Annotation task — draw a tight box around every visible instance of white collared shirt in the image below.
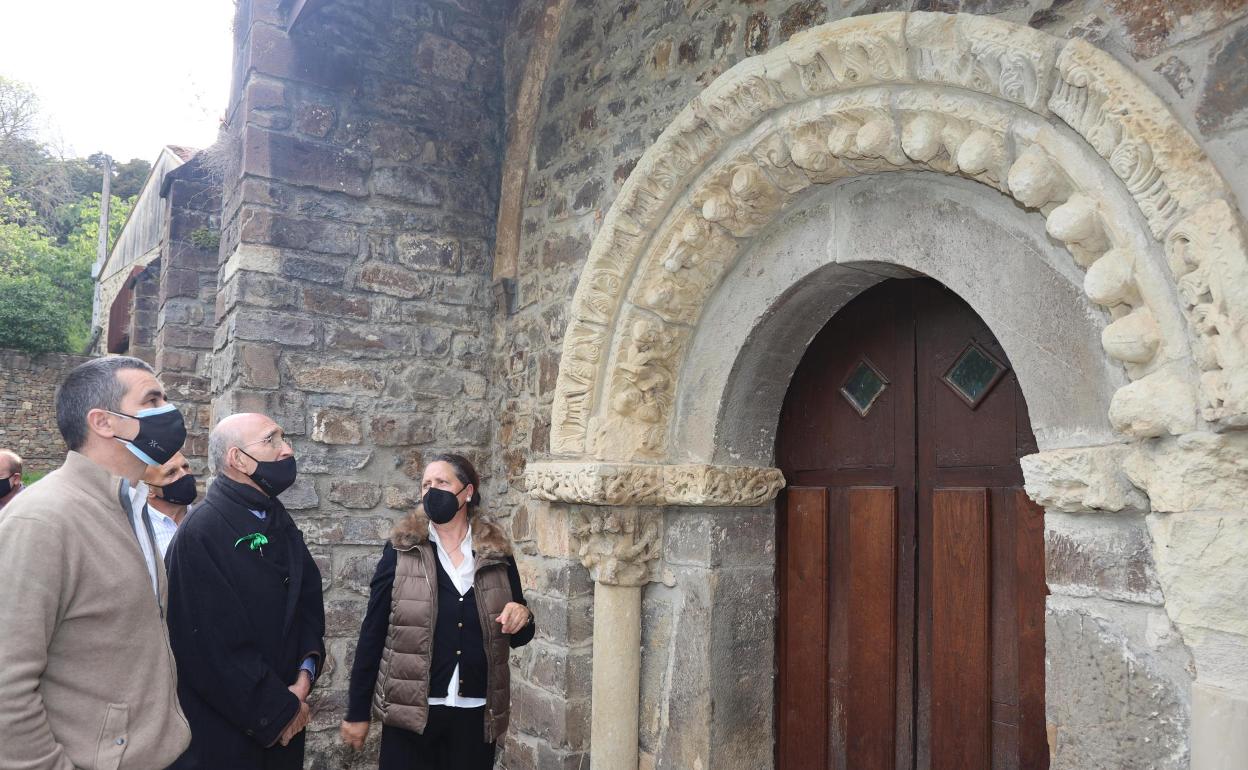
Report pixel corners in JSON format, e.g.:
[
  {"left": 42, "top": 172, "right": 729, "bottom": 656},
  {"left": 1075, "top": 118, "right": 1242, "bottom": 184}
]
[
  {"left": 124, "top": 480, "right": 160, "bottom": 596},
  {"left": 148, "top": 505, "right": 180, "bottom": 559},
  {"left": 427, "top": 524, "right": 487, "bottom": 709}
]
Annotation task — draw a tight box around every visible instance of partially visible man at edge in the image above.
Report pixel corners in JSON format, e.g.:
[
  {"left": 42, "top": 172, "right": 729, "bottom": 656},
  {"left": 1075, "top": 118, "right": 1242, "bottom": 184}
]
[
  {"left": 165, "top": 412, "right": 325, "bottom": 770},
  {"left": 0, "top": 356, "right": 192, "bottom": 770},
  {"left": 0, "top": 449, "right": 23, "bottom": 510},
  {"left": 143, "top": 450, "right": 197, "bottom": 557}
]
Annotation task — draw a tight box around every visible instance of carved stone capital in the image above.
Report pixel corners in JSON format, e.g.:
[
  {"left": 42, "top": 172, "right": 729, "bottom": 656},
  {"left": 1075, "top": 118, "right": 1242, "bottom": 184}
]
[
  {"left": 525, "top": 461, "right": 786, "bottom": 507},
  {"left": 571, "top": 506, "right": 662, "bottom": 586}
]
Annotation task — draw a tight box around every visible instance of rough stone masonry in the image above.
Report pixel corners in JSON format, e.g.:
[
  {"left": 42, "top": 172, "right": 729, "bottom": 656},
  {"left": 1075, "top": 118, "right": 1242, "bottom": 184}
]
[{"left": 98, "top": 0, "right": 1248, "bottom": 768}]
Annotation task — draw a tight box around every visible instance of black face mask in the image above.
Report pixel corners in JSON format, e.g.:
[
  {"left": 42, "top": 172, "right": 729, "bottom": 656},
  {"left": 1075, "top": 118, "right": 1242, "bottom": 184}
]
[
  {"left": 0, "top": 476, "right": 12, "bottom": 498},
  {"left": 422, "top": 487, "right": 464, "bottom": 525},
  {"left": 239, "top": 450, "right": 298, "bottom": 498},
  {"left": 109, "top": 404, "right": 187, "bottom": 466},
  {"left": 153, "top": 474, "right": 198, "bottom": 506}
]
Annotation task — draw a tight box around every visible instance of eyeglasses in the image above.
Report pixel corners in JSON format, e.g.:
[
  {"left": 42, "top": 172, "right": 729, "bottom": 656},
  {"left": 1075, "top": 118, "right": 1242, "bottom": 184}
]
[{"left": 241, "top": 431, "right": 288, "bottom": 451}]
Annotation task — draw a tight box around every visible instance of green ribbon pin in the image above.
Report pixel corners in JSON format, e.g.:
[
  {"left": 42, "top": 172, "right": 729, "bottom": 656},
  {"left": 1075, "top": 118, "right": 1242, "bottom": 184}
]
[{"left": 234, "top": 533, "right": 269, "bottom": 551}]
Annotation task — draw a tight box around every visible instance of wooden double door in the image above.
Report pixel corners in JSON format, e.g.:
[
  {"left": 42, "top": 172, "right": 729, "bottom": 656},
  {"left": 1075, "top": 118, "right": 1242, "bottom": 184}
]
[{"left": 776, "top": 279, "right": 1048, "bottom": 770}]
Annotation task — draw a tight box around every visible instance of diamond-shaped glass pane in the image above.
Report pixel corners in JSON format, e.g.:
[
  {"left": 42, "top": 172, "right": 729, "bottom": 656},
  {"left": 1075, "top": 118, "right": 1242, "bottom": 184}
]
[
  {"left": 944, "top": 343, "right": 1007, "bottom": 408},
  {"left": 840, "top": 359, "right": 888, "bottom": 417}
]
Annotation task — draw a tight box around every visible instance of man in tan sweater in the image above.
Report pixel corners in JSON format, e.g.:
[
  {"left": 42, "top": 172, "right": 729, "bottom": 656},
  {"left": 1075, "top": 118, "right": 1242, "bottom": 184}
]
[{"left": 0, "top": 356, "right": 192, "bottom": 770}]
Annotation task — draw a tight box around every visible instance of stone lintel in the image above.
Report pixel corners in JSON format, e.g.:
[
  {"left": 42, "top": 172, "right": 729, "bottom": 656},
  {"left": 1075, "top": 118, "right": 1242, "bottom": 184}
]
[{"left": 525, "top": 461, "right": 785, "bottom": 507}]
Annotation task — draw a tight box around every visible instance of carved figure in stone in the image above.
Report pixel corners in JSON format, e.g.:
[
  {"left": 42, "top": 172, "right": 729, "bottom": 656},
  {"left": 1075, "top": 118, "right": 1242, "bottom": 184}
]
[{"left": 570, "top": 507, "right": 661, "bottom": 586}]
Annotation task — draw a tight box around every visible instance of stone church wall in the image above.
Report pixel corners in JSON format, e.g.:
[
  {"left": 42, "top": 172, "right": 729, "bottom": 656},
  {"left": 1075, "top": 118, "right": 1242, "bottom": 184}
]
[
  {"left": 217, "top": 1, "right": 506, "bottom": 764},
  {"left": 492, "top": 1, "right": 1248, "bottom": 768},
  {"left": 0, "top": 349, "right": 94, "bottom": 475},
  {"left": 203, "top": 0, "right": 1247, "bottom": 766}
]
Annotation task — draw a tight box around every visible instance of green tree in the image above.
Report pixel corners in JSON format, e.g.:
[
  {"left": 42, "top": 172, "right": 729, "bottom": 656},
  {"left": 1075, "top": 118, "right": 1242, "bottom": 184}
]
[
  {"left": 0, "top": 273, "right": 73, "bottom": 353},
  {"left": 111, "top": 158, "right": 152, "bottom": 200},
  {"left": 0, "top": 168, "right": 131, "bottom": 353}
]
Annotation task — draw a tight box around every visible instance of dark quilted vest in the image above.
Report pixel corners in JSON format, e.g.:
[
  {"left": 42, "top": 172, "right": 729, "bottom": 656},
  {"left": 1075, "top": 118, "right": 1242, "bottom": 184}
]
[{"left": 373, "top": 541, "right": 514, "bottom": 742}]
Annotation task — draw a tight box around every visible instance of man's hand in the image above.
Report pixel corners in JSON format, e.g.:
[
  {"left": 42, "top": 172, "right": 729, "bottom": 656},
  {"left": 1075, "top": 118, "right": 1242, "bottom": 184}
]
[
  {"left": 278, "top": 701, "right": 310, "bottom": 747},
  {"left": 340, "top": 720, "right": 369, "bottom": 751},
  {"left": 495, "top": 601, "right": 531, "bottom": 634},
  {"left": 288, "top": 670, "right": 312, "bottom": 702}
]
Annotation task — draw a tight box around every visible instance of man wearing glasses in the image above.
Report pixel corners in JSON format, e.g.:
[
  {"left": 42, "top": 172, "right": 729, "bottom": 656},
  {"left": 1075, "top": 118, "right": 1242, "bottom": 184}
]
[{"left": 165, "top": 412, "right": 325, "bottom": 770}]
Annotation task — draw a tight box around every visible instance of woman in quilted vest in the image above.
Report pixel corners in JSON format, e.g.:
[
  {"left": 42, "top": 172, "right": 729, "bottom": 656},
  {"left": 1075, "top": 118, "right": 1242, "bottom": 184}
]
[{"left": 340, "top": 453, "right": 535, "bottom": 768}]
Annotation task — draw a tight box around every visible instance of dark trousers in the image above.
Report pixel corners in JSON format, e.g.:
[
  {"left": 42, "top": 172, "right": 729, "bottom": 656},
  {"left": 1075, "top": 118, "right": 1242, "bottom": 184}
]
[{"left": 379, "top": 707, "right": 497, "bottom": 770}]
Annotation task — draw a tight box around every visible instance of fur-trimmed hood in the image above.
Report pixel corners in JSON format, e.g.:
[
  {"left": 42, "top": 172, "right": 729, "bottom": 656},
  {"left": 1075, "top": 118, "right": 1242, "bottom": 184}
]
[{"left": 391, "top": 513, "right": 513, "bottom": 559}]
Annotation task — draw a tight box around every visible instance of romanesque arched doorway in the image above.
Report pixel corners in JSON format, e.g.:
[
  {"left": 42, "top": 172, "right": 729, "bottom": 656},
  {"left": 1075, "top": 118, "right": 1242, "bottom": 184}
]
[{"left": 777, "top": 278, "right": 1046, "bottom": 770}]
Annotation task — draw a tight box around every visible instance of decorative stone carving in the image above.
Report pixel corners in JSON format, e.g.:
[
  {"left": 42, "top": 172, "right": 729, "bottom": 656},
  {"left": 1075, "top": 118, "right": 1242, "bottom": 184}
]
[
  {"left": 1102, "top": 307, "right": 1161, "bottom": 366},
  {"left": 1047, "top": 193, "right": 1110, "bottom": 267},
  {"left": 1109, "top": 369, "right": 1198, "bottom": 438},
  {"left": 596, "top": 313, "right": 688, "bottom": 459},
  {"left": 1165, "top": 200, "right": 1248, "bottom": 426},
  {"left": 1049, "top": 39, "right": 1222, "bottom": 240},
  {"left": 1021, "top": 445, "right": 1148, "bottom": 513},
  {"left": 1007, "top": 143, "right": 1068, "bottom": 209},
  {"left": 906, "top": 12, "right": 1061, "bottom": 115},
  {"left": 548, "top": 12, "right": 1248, "bottom": 461},
  {"left": 570, "top": 506, "right": 662, "bottom": 587},
  {"left": 786, "top": 12, "right": 907, "bottom": 95},
  {"left": 1084, "top": 248, "right": 1141, "bottom": 308},
  {"left": 525, "top": 462, "right": 787, "bottom": 507}
]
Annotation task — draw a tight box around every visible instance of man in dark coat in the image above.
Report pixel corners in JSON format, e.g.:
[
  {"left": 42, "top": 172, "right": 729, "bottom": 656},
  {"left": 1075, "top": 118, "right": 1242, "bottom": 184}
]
[{"left": 166, "top": 412, "right": 325, "bottom": 770}]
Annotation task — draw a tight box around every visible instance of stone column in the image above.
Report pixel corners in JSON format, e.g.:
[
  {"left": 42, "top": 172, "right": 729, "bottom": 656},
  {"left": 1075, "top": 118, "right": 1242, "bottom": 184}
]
[
  {"left": 571, "top": 505, "right": 662, "bottom": 770},
  {"left": 528, "top": 463, "right": 784, "bottom": 770}
]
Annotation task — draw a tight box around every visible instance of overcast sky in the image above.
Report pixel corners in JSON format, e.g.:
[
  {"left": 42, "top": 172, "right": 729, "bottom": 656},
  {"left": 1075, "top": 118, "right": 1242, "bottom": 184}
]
[{"left": 0, "top": 1, "right": 236, "bottom": 164}]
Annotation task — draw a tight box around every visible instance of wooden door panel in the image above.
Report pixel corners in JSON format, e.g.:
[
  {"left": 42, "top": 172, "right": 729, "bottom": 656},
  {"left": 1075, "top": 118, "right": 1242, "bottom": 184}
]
[
  {"left": 778, "top": 279, "right": 1046, "bottom": 770},
  {"left": 1013, "top": 489, "right": 1049, "bottom": 770},
  {"left": 778, "top": 487, "right": 829, "bottom": 770},
  {"left": 775, "top": 284, "right": 911, "bottom": 474},
  {"left": 931, "top": 488, "right": 991, "bottom": 770},
  {"left": 843, "top": 487, "right": 898, "bottom": 770}
]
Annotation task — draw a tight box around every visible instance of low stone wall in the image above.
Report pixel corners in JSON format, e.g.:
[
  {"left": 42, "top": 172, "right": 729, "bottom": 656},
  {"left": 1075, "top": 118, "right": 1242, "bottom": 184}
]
[{"left": 0, "top": 349, "right": 95, "bottom": 475}]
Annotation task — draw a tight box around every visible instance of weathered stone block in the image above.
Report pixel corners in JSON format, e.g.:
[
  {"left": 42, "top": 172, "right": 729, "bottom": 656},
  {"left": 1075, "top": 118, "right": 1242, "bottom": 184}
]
[
  {"left": 278, "top": 476, "right": 320, "bottom": 510},
  {"left": 1197, "top": 24, "right": 1248, "bottom": 134},
  {"left": 396, "top": 234, "right": 461, "bottom": 272},
  {"left": 328, "top": 480, "right": 383, "bottom": 509},
  {"left": 240, "top": 208, "right": 359, "bottom": 257},
  {"left": 312, "top": 409, "right": 363, "bottom": 445},
  {"left": 1046, "top": 597, "right": 1190, "bottom": 769},
  {"left": 287, "top": 357, "right": 385, "bottom": 395},
  {"left": 1045, "top": 513, "right": 1163, "bottom": 604},
  {"left": 1148, "top": 512, "right": 1248, "bottom": 638},
  {"left": 1021, "top": 445, "right": 1148, "bottom": 513},
  {"left": 302, "top": 286, "right": 370, "bottom": 319},
  {"left": 243, "top": 126, "right": 370, "bottom": 197},
  {"left": 324, "top": 321, "right": 410, "bottom": 358},
  {"left": 355, "top": 262, "right": 435, "bottom": 299},
  {"left": 370, "top": 413, "right": 436, "bottom": 446},
  {"left": 509, "top": 681, "right": 590, "bottom": 750},
  {"left": 336, "top": 552, "right": 382, "bottom": 596},
  {"left": 325, "top": 598, "right": 368, "bottom": 637},
  {"left": 1125, "top": 433, "right": 1248, "bottom": 512},
  {"left": 415, "top": 32, "right": 473, "bottom": 83},
  {"left": 297, "top": 446, "right": 374, "bottom": 475},
  {"left": 371, "top": 167, "right": 444, "bottom": 206}
]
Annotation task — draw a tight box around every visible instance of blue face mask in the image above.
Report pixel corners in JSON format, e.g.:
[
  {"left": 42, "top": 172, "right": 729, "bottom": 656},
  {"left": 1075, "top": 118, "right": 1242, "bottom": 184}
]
[{"left": 110, "top": 403, "right": 187, "bottom": 466}]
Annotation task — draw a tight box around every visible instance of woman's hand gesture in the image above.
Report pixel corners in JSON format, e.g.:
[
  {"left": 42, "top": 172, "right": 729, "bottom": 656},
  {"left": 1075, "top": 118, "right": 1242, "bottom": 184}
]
[
  {"left": 340, "top": 720, "right": 369, "bottom": 751},
  {"left": 496, "top": 601, "right": 531, "bottom": 634}
]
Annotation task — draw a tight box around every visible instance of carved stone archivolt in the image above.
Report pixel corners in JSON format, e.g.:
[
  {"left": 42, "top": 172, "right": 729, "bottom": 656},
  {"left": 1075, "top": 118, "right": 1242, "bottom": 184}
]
[{"left": 543, "top": 11, "right": 1248, "bottom": 471}]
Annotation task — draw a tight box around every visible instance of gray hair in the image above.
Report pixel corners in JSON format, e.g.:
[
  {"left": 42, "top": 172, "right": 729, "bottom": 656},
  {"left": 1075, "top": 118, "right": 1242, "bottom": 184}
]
[
  {"left": 55, "top": 356, "right": 154, "bottom": 450},
  {"left": 0, "top": 450, "right": 21, "bottom": 477},
  {"left": 207, "top": 418, "right": 246, "bottom": 476}
]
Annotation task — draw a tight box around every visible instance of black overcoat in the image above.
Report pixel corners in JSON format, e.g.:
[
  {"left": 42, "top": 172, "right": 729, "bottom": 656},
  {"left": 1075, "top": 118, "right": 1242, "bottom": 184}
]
[{"left": 165, "top": 476, "right": 325, "bottom": 770}]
